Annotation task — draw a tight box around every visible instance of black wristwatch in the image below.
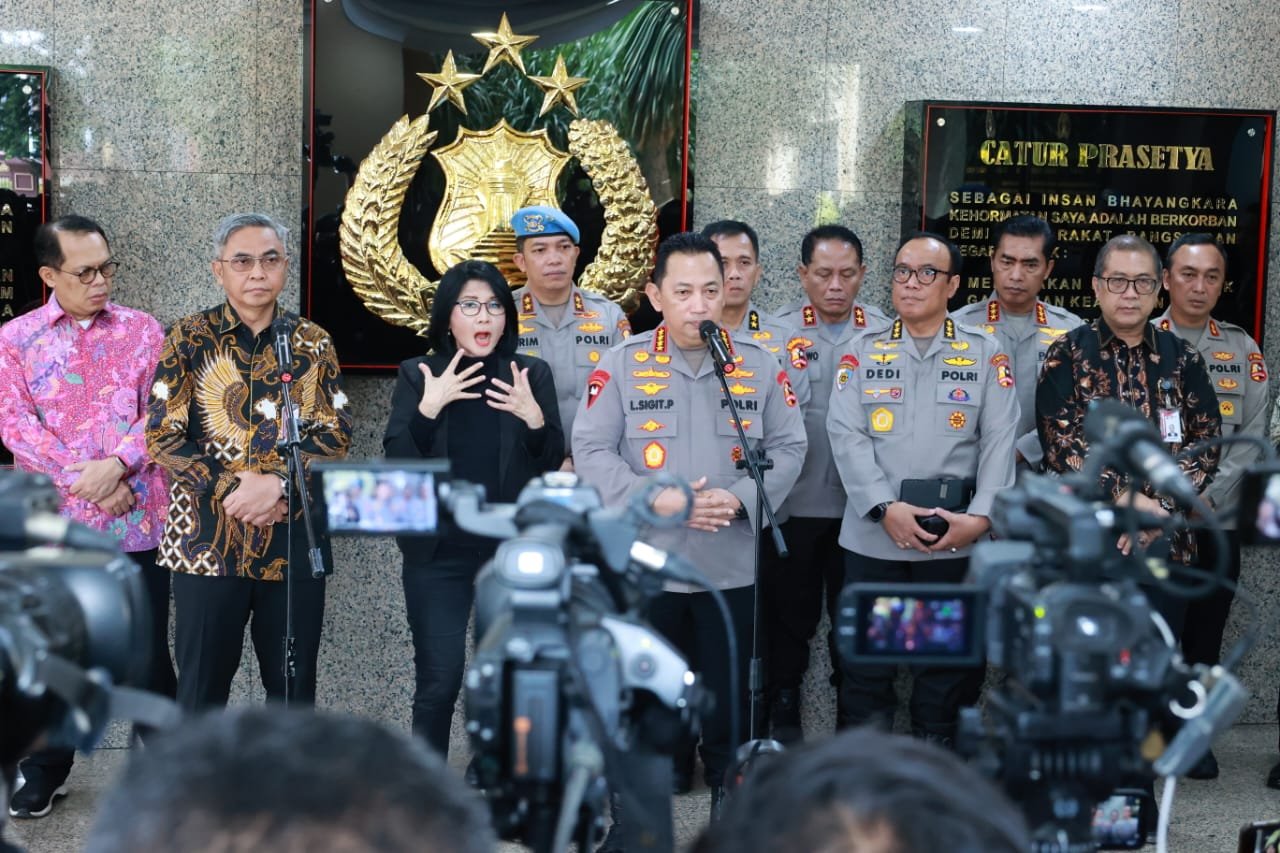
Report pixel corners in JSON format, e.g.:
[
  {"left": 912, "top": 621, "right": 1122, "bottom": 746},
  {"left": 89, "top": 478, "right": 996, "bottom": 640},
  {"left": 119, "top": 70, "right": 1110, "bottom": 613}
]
[
  {"left": 868, "top": 501, "right": 892, "bottom": 523},
  {"left": 734, "top": 503, "right": 749, "bottom": 520}
]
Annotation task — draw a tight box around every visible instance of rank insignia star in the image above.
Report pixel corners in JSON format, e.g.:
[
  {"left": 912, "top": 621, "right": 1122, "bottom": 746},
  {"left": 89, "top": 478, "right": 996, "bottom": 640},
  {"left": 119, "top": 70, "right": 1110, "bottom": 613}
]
[
  {"left": 417, "top": 50, "right": 482, "bottom": 114},
  {"left": 529, "top": 54, "right": 589, "bottom": 117},
  {"left": 635, "top": 382, "right": 668, "bottom": 396},
  {"left": 472, "top": 12, "right": 538, "bottom": 75}
]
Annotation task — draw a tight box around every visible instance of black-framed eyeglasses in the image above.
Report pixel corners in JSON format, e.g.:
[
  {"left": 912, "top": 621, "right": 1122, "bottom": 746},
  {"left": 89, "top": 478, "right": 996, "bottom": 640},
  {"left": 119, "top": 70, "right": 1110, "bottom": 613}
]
[
  {"left": 891, "top": 265, "right": 951, "bottom": 285},
  {"left": 455, "top": 299, "right": 505, "bottom": 317},
  {"left": 1099, "top": 275, "right": 1159, "bottom": 295},
  {"left": 55, "top": 261, "right": 119, "bottom": 284},
  {"left": 217, "top": 254, "right": 286, "bottom": 273}
]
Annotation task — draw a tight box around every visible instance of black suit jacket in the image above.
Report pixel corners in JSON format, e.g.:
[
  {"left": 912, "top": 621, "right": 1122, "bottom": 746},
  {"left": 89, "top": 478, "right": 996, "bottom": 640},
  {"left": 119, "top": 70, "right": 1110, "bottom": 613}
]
[{"left": 382, "top": 350, "right": 565, "bottom": 563}]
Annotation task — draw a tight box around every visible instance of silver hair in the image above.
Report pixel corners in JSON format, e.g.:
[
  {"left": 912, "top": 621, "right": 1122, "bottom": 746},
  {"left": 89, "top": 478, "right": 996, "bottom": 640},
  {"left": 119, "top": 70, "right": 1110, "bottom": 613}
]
[{"left": 213, "top": 212, "right": 290, "bottom": 258}]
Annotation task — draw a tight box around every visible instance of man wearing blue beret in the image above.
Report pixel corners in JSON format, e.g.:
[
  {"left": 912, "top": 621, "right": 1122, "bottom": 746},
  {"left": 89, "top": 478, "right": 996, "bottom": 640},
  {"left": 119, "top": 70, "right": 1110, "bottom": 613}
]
[{"left": 511, "top": 205, "right": 630, "bottom": 468}]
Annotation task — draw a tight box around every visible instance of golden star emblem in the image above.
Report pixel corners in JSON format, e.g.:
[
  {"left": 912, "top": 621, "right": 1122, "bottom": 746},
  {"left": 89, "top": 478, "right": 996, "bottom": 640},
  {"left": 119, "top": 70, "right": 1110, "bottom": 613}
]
[
  {"left": 528, "top": 54, "right": 589, "bottom": 117},
  {"left": 472, "top": 13, "right": 538, "bottom": 75},
  {"left": 417, "top": 50, "right": 482, "bottom": 114}
]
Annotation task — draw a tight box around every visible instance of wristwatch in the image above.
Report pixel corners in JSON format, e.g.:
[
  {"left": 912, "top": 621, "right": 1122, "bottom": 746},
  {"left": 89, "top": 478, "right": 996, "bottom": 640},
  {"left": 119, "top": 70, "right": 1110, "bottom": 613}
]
[
  {"left": 868, "top": 501, "right": 892, "bottom": 523},
  {"left": 734, "top": 503, "right": 748, "bottom": 520}
]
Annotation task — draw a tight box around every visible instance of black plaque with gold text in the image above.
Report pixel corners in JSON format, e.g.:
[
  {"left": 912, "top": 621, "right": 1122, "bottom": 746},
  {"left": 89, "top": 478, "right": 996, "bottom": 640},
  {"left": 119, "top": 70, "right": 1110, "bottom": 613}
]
[{"left": 902, "top": 101, "right": 1274, "bottom": 342}]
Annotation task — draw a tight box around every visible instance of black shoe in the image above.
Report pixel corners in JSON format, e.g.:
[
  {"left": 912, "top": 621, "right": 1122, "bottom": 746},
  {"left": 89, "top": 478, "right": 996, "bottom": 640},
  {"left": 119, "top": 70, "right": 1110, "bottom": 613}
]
[
  {"left": 1267, "top": 760, "right": 1280, "bottom": 790},
  {"left": 709, "top": 785, "right": 726, "bottom": 823},
  {"left": 1186, "top": 749, "right": 1219, "bottom": 780},
  {"left": 769, "top": 687, "right": 803, "bottom": 745},
  {"left": 8, "top": 768, "right": 69, "bottom": 819}
]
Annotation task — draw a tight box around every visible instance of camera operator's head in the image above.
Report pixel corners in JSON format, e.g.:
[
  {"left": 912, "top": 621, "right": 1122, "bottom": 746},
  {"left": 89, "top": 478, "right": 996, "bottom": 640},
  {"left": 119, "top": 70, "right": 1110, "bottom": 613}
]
[
  {"left": 694, "top": 728, "right": 1029, "bottom": 853},
  {"left": 86, "top": 707, "right": 494, "bottom": 853}
]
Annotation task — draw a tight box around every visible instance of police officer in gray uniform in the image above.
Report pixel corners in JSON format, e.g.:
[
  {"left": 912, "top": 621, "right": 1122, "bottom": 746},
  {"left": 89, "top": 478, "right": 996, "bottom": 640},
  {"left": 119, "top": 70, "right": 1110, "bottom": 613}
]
[
  {"left": 511, "top": 205, "right": 630, "bottom": 464},
  {"left": 770, "top": 225, "right": 889, "bottom": 734},
  {"left": 951, "top": 215, "right": 1083, "bottom": 469},
  {"left": 1154, "top": 233, "right": 1269, "bottom": 779},
  {"left": 829, "top": 232, "right": 1017, "bottom": 745},
  {"left": 573, "top": 232, "right": 807, "bottom": 819}
]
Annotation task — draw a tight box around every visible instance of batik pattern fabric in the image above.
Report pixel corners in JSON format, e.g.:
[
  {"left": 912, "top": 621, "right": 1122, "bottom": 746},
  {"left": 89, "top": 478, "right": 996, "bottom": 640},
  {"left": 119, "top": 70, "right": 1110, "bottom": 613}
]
[
  {"left": 0, "top": 296, "right": 168, "bottom": 551},
  {"left": 1037, "top": 318, "right": 1221, "bottom": 563},
  {"left": 146, "top": 303, "right": 352, "bottom": 579}
]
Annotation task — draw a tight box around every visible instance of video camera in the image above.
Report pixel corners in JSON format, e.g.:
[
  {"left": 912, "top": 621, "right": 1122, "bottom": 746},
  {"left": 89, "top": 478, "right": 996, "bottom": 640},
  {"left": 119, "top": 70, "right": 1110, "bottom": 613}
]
[
  {"left": 835, "top": 400, "right": 1269, "bottom": 852},
  {"left": 317, "top": 462, "right": 708, "bottom": 853},
  {"left": 0, "top": 471, "right": 175, "bottom": 772}
]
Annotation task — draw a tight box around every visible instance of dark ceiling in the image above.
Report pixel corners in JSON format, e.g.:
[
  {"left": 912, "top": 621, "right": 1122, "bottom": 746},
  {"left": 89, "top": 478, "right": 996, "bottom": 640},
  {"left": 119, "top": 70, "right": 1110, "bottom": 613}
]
[{"left": 339, "top": 0, "right": 648, "bottom": 52}]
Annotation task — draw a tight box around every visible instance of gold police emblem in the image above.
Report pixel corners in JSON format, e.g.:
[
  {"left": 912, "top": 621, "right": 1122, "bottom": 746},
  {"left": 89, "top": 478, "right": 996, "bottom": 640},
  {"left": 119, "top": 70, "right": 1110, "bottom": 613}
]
[{"left": 339, "top": 14, "right": 658, "bottom": 336}]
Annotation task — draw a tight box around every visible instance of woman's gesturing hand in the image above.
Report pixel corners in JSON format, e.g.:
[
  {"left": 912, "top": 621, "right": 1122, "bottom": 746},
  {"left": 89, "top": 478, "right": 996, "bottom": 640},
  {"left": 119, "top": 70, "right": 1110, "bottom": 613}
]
[
  {"left": 486, "top": 361, "right": 545, "bottom": 429},
  {"left": 417, "top": 351, "right": 486, "bottom": 419}
]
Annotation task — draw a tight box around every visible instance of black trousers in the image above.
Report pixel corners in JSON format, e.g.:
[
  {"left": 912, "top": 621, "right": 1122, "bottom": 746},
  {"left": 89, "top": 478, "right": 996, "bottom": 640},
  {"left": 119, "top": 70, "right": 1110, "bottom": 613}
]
[
  {"left": 647, "top": 585, "right": 753, "bottom": 787},
  {"left": 837, "top": 552, "right": 983, "bottom": 739},
  {"left": 1182, "top": 527, "right": 1241, "bottom": 666},
  {"left": 172, "top": 571, "right": 325, "bottom": 711},
  {"left": 19, "top": 548, "right": 176, "bottom": 781},
  {"left": 401, "top": 542, "right": 490, "bottom": 757},
  {"left": 762, "top": 516, "right": 844, "bottom": 690}
]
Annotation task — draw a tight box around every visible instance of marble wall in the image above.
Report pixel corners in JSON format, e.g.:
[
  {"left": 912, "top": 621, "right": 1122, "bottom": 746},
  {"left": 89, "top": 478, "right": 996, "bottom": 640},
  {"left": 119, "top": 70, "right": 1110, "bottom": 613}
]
[{"left": 0, "top": 0, "right": 1274, "bottom": 736}]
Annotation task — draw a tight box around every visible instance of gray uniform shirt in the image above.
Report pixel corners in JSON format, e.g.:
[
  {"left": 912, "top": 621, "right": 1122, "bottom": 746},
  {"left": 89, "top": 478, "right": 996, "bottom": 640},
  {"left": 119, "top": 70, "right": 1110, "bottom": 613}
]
[
  {"left": 572, "top": 326, "right": 807, "bottom": 590},
  {"left": 774, "top": 300, "right": 891, "bottom": 518},
  {"left": 828, "top": 316, "right": 1018, "bottom": 561},
  {"left": 1155, "top": 311, "right": 1269, "bottom": 525},
  {"left": 725, "top": 303, "right": 813, "bottom": 412},
  {"left": 513, "top": 285, "right": 630, "bottom": 453},
  {"left": 951, "top": 298, "right": 1084, "bottom": 467}
]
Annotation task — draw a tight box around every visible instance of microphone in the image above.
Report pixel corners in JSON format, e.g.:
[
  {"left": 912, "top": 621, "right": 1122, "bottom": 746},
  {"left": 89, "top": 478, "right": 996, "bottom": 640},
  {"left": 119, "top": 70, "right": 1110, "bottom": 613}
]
[
  {"left": 272, "top": 316, "right": 295, "bottom": 382},
  {"left": 698, "top": 320, "right": 734, "bottom": 374},
  {"left": 1083, "top": 399, "right": 1201, "bottom": 507},
  {"left": 0, "top": 512, "right": 121, "bottom": 552}
]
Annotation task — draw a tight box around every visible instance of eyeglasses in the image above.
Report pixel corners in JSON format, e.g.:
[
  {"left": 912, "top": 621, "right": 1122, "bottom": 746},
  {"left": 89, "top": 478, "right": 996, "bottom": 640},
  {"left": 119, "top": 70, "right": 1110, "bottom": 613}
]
[
  {"left": 217, "top": 254, "right": 286, "bottom": 273},
  {"left": 1099, "top": 275, "right": 1159, "bottom": 295},
  {"left": 891, "top": 265, "right": 951, "bottom": 285},
  {"left": 455, "top": 299, "right": 505, "bottom": 317},
  {"left": 54, "top": 261, "right": 119, "bottom": 284}
]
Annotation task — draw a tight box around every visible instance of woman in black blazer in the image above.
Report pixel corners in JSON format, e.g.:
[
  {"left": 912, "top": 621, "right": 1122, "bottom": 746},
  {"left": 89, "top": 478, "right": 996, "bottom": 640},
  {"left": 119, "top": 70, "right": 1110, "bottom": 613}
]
[{"left": 383, "top": 259, "right": 564, "bottom": 755}]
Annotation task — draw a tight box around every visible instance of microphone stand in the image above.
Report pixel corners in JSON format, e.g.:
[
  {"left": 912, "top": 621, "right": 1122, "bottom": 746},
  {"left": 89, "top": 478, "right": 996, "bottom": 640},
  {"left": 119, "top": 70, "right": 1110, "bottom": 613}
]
[
  {"left": 706, "top": 331, "right": 788, "bottom": 742},
  {"left": 276, "top": 350, "right": 326, "bottom": 707}
]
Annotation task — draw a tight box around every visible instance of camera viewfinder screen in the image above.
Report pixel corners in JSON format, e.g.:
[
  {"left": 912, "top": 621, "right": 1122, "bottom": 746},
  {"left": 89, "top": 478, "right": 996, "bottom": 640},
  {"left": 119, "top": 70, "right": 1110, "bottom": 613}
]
[
  {"left": 863, "top": 595, "right": 972, "bottom": 658},
  {"left": 1252, "top": 473, "right": 1280, "bottom": 542},
  {"left": 1092, "top": 794, "right": 1142, "bottom": 847},
  {"left": 321, "top": 467, "right": 439, "bottom": 535}
]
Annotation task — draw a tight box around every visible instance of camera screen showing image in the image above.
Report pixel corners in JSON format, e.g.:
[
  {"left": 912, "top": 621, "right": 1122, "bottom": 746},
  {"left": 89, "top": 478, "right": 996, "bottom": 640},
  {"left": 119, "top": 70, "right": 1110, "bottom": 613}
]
[
  {"left": 836, "top": 584, "right": 984, "bottom": 666},
  {"left": 1092, "top": 791, "right": 1150, "bottom": 849},
  {"left": 314, "top": 461, "right": 448, "bottom": 537},
  {"left": 1237, "top": 464, "right": 1280, "bottom": 546}
]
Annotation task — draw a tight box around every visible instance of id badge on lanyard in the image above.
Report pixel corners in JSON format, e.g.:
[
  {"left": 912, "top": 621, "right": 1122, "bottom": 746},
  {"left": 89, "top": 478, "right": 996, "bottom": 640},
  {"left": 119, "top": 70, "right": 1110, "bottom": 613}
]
[{"left": 1157, "top": 379, "right": 1182, "bottom": 444}]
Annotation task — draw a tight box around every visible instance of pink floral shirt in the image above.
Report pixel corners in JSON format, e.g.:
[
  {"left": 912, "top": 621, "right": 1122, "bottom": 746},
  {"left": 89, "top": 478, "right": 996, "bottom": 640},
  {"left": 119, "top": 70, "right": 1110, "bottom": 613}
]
[{"left": 0, "top": 295, "right": 168, "bottom": 551}]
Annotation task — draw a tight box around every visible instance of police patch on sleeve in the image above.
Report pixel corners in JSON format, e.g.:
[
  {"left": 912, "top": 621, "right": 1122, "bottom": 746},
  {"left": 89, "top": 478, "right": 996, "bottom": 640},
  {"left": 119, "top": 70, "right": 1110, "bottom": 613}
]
[
  {"left": 777, "top": 370, "right": 798, "bottom": 407},
  {"left": 586, "top": 369, "right": 610, "bottom": 409}
]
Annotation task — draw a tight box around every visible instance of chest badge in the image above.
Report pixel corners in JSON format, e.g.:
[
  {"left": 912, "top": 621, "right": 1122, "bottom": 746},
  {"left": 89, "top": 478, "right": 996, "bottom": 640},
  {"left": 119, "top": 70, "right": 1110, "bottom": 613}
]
[
  {"left": 870, "top": 407, "right": 894, "bottom": 433},
  {"left": 643, "top": 441, "right": 666, "bottom": 469}
]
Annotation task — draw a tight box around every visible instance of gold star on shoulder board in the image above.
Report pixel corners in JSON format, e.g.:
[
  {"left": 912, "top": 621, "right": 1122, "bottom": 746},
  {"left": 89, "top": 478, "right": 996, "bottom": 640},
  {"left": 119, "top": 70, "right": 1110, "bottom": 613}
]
[
  {"left": 528, "top": 54, "right": 589, "bottom": 117},
  {"left": 417, "top": 51, "right": 482, "bottom": 114},
  {"left": 472, "top": 13, "right": 538, "bottom": 75}
]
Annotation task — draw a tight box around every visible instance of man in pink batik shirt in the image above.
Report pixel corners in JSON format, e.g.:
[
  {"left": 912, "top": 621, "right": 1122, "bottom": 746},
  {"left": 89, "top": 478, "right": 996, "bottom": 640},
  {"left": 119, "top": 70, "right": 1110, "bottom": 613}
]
[{"left": 0, "top": 215, "right": 175, "bottom": 820}]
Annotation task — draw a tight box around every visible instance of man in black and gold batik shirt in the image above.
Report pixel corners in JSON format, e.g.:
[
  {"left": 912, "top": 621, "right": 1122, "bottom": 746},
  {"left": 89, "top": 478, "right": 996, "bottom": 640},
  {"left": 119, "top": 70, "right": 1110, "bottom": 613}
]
[
  {"left": 146, "top": 213, "right": 352, "bottom": 711},
  {"left": 1037, "top": 234, "right": 1220, "bottom": 635}
]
